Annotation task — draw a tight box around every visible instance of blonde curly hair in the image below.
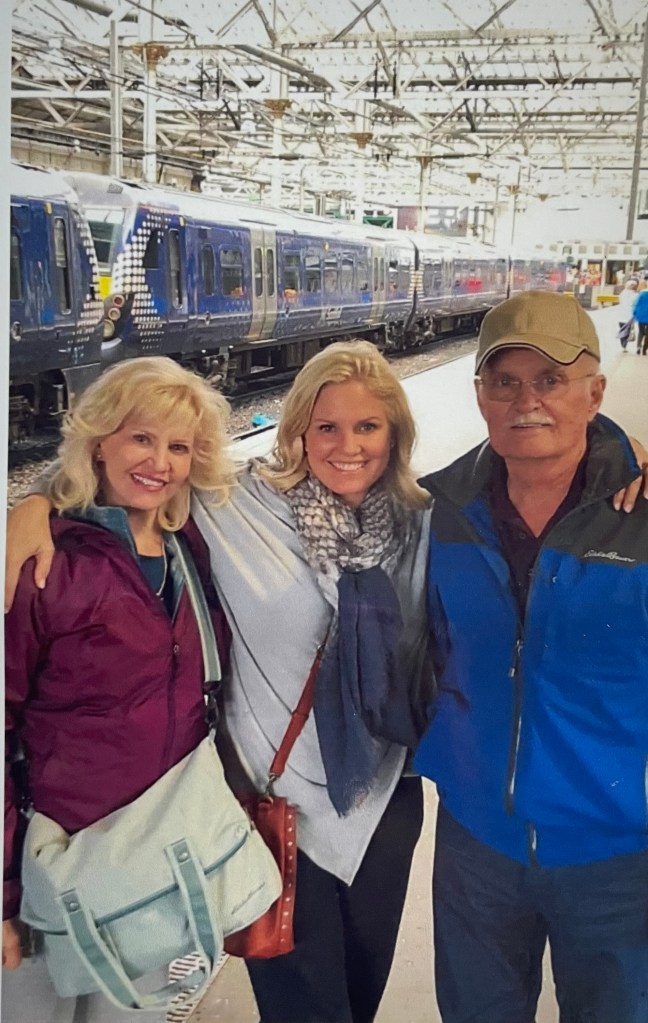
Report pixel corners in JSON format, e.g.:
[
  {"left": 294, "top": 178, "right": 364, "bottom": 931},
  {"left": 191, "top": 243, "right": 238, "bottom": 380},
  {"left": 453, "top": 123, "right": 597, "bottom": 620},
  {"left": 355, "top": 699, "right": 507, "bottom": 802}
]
[
  {"left": 50, "top": 357, "right": 235, "bottom": 531},
  {"left": 258, "top": 340, "right": 428, "bottom": 509}
]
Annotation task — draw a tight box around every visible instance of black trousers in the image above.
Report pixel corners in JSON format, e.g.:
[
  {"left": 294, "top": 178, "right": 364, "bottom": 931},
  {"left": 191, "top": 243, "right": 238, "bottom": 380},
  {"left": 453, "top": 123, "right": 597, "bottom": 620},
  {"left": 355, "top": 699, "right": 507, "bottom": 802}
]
[
  {"left": 245, "top": 775, "right": 424, "bottom": 1023},
  {"left": 637, "top": 322, "right": 648, "bottom": 354}
]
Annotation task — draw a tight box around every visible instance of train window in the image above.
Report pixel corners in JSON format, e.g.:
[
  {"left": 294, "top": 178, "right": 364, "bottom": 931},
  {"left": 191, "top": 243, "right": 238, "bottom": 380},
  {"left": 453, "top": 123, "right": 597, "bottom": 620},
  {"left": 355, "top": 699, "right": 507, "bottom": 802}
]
[
  {"left": 422, "top": 262, "right": 434, "bottom": 293},
  {"left": 85, "top": 208, "right": 125, "bottom": 269},
  {"left": 221, "top": 248, "right": 244, "bottom": 297},
  {"left": 143, "top": 230, "right": 161, "bottom": 270},
  {"left": 169, "top": 230, "right": 183, "bottom": 307},
  {"left": 398, "top": 264, "right": 410, "bottom": 292},
  {"left": 285, "top": 253, "right": 301, "bottom": 292},
  {"left": 388, "top": 258, "right": 399, "bottom": 292},
  {"left": 379, "top": 258, "right": 385, "bottom": 292},
  {"left": 10, "top": 229, "right": 23, "bottom": 301},
  {"left": 266, "top": 249, "right": 275, "bottom": 297},
  {"left": 324, "top": 257, "right": 338, "bottom": 294},
  {"left": 254, "top": 247, "right": 263, "bottom": 298},
  {"left": 201, "top": 245, "right": 215, "bottom": 296},
  {"left": 53, "top": 217, "right": 72, "bottom": 314},
  {"left": 341, "top": 258, "right": 354, "bottom": 295},
  {"left": 357, "top": 258, "right": 369, "bottom": 292},
  {"left": 305, "top": 254, "right": 321, "bottom": 294}
]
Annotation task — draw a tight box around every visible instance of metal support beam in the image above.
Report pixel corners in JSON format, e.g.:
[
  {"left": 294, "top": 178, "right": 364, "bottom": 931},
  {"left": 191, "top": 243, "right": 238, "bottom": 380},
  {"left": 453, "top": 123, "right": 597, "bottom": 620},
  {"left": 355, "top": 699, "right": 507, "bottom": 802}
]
[
  {"left": 417, "top": 156, "right": 432, "bottom": 231},
  {"left": 474, "top": 0, "right": 521, "bottom": 36},
  {"left": 139, "top": 2, "right": 157, "bottom": 183},
  {"left": 109, "top": 20, "right": 123, "bottom": 177},
  {"left": 354, "top": 157, "right": 366, "bottom": 224},
  {"left": 331, "top": 0, "right": 384, "bottom": 44},
  {"left": 58, "top": 0, "right": 136, "bottom": 21},
  {"left": 626, "top": 9, "right": 648, "bottom": 239}
]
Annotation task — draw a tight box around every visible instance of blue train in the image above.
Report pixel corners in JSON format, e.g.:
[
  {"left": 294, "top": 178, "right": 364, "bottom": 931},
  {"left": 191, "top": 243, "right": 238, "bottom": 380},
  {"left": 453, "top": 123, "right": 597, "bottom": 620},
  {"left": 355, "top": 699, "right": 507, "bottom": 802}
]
[
  {"left": 9, "top": 164, "right": 566, "bottom": 437},
  {"left": 9, "top": 165, "right": 104, "bottom": 440}
]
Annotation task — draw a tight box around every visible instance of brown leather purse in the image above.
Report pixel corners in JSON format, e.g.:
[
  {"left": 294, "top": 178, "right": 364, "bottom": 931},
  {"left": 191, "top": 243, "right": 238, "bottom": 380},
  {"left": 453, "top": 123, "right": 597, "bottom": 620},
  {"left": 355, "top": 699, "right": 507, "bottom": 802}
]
[{"left": 224, "top": 647, "right": 322, "bottom": 959}]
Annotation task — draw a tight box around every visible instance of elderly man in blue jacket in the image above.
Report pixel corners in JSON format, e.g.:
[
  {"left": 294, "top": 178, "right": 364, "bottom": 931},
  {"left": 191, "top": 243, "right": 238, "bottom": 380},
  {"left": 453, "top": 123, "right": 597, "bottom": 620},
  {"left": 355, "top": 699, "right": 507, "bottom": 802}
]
[{"left": 416, "top": 290, "right": 648, "bottom": 1023}]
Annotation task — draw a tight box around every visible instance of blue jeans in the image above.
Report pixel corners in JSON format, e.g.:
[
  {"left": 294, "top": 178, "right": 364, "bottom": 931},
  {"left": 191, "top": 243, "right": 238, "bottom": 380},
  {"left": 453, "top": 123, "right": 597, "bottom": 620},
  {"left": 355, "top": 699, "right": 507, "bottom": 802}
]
[{"left": 434, "top": 805, "right": 648, "bottom": 1023}]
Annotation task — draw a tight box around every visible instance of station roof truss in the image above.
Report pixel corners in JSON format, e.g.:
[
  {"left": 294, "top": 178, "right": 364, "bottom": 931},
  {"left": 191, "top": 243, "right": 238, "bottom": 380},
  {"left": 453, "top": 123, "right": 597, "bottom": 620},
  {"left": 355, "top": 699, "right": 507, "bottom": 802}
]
[{"left": 11, "top": 0, "right": 648, "bottom": 209}]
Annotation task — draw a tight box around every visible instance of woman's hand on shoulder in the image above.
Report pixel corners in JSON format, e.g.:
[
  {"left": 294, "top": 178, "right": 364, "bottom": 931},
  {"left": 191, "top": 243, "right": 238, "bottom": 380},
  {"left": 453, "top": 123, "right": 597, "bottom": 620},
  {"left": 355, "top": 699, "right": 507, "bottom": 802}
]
[
  {"left": 613, "top": 435, "right": 648, "bottom": 512},
  {"left": 2, "top": 919, "right": 22, "bottom": 970},
  {"left": 5, "top": 494, "right": 56, "bottom": 613}
]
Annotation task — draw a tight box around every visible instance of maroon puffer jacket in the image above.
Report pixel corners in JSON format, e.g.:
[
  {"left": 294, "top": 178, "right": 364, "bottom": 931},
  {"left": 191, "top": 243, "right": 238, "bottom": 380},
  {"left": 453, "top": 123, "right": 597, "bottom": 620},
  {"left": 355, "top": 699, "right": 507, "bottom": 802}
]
[{"left": 3, "top": 515, "right": 230, "bottom": 920}]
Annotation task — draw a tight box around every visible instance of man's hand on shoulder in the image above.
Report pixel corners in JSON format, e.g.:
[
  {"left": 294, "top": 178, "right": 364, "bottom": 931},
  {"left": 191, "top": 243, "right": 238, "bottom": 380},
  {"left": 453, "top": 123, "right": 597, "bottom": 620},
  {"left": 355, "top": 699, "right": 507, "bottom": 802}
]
[{"left": 613, "top": 436, "right": 648, "bottom": 512}]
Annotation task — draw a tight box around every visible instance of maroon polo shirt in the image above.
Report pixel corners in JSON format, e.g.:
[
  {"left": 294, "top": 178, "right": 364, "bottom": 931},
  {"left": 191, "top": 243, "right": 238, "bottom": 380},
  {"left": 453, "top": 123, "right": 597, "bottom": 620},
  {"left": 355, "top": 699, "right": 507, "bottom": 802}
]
[{"left": 488, "top": 452, "right": 587, "bottom": 617}]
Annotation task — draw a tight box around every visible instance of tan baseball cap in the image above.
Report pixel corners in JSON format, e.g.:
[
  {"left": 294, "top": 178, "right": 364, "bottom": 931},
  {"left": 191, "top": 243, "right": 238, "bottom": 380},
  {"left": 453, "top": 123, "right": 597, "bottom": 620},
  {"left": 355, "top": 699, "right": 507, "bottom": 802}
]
[{"left": 475, "top": 291, "right": 601, "bottom": 372}]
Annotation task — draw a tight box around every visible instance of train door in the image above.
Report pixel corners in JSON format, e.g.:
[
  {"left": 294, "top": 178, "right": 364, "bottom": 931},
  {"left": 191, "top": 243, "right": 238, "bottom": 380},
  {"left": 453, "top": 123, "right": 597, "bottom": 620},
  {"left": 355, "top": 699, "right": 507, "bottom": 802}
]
[
  {"left": 247, "top": 227, "right": 278, "bottom": 341},
  {"left": 166, "top": 220, "right": 189, "bottom": 349},
  {"left": 46, "top": 204, "right": 77, "bottom": 354},
  {"left": 370, "top": 245, "right": 386, "bottom": 322},
  {"left": 9, "top": 204, "right": 32, "bottom": 349}
]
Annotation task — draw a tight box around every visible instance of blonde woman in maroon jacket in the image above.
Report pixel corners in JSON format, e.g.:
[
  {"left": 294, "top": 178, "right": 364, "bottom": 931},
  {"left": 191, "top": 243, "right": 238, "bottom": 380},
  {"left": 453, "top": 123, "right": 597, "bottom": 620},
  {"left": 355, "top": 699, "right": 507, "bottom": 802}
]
[{"left": 3, "top": 357, "right": 233, "bottom": 1023}]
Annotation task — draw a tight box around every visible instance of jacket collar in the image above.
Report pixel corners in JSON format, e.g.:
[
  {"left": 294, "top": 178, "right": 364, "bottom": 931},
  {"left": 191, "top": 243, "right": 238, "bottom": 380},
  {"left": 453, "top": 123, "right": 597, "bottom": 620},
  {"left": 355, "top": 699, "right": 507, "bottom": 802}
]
[
  {"left": 419, "top": 414, "right": 641, "bottom": 511},
  {"left": 63, "top": 503, "right": 138, "bottom": 557}
]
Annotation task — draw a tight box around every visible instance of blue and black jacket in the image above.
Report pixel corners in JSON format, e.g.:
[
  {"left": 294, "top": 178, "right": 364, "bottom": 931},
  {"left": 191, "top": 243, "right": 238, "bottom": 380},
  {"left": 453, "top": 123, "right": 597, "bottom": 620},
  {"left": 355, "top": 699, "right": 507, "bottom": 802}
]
[{"left": 414, "top": 415, "right": 648, "bottom": 867}]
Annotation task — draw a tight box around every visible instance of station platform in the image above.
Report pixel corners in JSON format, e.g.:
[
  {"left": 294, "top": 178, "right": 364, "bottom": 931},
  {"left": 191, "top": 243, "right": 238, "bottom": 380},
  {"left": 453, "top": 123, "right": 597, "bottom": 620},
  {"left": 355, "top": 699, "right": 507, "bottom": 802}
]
[{"left": 187, "top": 302, "right": 648, "bottom": 1023}]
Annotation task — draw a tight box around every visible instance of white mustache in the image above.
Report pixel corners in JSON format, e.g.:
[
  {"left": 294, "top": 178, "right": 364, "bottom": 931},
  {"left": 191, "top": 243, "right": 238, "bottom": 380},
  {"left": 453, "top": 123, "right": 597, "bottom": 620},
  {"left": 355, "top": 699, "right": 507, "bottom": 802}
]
[{"left": 510, "top": 415, "right": 554, "bottom": 427}]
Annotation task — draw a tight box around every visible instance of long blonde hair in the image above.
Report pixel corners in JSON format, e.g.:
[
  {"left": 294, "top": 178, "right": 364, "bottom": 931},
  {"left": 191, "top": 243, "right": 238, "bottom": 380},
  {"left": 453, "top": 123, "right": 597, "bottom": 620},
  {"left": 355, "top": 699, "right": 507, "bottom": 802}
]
[
  {"left": 50, "top": 357, "right": 235, "bottom": 531},
  {"left": 259, "top": 340, "right": 428, "bottom": 509}
]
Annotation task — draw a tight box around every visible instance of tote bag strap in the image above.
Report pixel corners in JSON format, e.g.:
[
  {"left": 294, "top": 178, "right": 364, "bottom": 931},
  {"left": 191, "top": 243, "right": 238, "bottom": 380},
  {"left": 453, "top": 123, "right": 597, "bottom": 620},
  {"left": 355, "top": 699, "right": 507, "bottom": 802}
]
[
  {"left": 167, "top": 532, "right": 221, "bottom": 727},
  {"left": 60, "top": 839, "right": 220, "bottom": 1012}
]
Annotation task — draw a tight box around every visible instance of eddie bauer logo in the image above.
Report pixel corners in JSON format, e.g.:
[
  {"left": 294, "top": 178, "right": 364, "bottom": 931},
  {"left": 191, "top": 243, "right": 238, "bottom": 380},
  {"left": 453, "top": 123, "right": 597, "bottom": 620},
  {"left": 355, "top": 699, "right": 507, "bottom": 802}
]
[{"left": 584, "top": 550, "right": 636, "bottom": 563}]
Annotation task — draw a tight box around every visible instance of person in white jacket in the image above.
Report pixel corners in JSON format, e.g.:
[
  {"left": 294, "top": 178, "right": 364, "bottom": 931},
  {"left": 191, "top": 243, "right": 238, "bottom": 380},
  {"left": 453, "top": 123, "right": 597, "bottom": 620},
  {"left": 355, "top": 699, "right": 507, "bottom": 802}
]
[{"left": 617, "top": 278, "right": 638, "bottom": 350}]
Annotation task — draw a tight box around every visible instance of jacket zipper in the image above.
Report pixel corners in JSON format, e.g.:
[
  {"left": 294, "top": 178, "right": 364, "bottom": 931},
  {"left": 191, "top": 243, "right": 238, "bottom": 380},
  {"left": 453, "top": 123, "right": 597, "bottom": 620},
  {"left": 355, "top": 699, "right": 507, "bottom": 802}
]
[
  {"left": 501, "top": 490, "right": 612, "bottom": 818},
  {"left": 161, "top": 586, "right": 184, "bottom": 772},
  {"left": 505, "top": 636, "right": 523, "bottom": 813},
  {"left": 161, "top": 558, "right": 187, "bottom": 771}
]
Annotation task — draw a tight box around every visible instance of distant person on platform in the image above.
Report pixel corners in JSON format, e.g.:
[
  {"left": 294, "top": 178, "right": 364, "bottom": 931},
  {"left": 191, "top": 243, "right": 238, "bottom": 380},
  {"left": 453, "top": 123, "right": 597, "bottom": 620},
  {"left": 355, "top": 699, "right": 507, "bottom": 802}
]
[
  {"left": 415, "top": 291, "right": 648, "bottom": 1023},
  {"left": 632, "top": 283, "right": 648, "bottom": 355},
  {"left": 616, "top": 277, "right": 638, "bottom": 351}
]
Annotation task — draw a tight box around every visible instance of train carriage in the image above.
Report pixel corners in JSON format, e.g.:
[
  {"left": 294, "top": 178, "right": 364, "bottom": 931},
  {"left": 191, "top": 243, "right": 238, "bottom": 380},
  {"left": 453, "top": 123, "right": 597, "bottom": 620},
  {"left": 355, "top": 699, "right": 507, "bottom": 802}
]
[
  {"left": 7, "top": 163, "right": 570, "bottom": 436},
  {"left": 9, "top": 164, "right": 103, "bottom": 439}
]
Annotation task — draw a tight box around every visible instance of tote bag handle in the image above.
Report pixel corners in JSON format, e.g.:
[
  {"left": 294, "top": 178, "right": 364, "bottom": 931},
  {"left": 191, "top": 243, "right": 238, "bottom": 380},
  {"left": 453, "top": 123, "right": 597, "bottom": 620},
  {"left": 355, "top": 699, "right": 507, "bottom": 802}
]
[{"left": 60, "top": 839, "right": 221, "bottom": 1012}]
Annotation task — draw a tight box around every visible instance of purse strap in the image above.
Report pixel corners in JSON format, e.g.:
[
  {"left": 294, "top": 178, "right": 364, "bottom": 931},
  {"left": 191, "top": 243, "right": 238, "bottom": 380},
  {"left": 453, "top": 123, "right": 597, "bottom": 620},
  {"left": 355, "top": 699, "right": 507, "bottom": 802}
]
[
  {"left": 167, "top": 532, "right": 221, "bottom": 728},
  {"left": 267, "top": 642, "right": 324, "bottom": 789}
]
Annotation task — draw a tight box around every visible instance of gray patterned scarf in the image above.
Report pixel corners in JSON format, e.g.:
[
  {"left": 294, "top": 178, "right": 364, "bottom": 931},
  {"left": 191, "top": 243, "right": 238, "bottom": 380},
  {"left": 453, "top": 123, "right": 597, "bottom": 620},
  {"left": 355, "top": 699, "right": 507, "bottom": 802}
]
[
  {"left": 285, "top": 473, "right": 399, "bottom": 577},
  {"left": 285, "top": 474, "right": 409, "bottom": 815}
]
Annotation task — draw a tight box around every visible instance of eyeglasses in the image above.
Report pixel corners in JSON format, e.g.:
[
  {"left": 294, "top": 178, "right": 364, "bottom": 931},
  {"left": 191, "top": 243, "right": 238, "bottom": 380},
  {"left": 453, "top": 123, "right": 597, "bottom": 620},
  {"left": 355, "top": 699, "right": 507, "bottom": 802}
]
[{"left": 475, "top": 371, "right": 596, "bottom": 403}]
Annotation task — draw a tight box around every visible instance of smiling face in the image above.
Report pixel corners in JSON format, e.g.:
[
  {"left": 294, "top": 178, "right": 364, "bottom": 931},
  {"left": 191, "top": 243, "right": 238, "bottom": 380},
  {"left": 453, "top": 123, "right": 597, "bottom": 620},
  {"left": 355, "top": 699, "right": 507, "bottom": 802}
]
[
  {"left": 303, "top": 379, "right": 392, "bottom": 508},
  {"left": 96, "top": 419, "right": 195, "bottom": 525},
  {"left": 475, "top": 347, "right": 605, "bottom": 467}
]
